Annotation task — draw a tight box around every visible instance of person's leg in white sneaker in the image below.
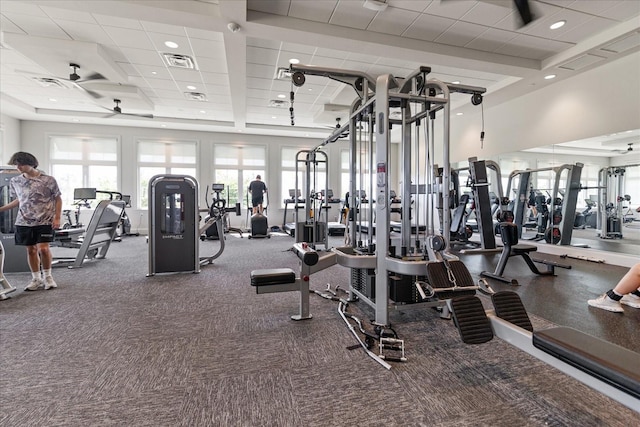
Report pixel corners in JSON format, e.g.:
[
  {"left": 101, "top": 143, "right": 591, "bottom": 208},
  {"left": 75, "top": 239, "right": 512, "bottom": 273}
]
[
  {"left": 588, "top": 262, "right": 640, "bottom": 313},
  {"left": 620, "top": 293, "right": 640, "bottom": 308},
  {"left": 43, "top": 268, "right": 57, "bottom": 290},
  {"left": 24, "top": 270, "right": 43, "bottom": 291},
  {"left": 587, "top": 294, "right": 623, "bottom": 312}
]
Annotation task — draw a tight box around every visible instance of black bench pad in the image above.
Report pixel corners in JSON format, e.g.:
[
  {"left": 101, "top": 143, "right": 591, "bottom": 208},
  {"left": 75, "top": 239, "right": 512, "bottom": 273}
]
[
  {"left": 533, "top": 327, "right": 640, "bottom": 399},
  {"left": 251, "top": 268, "right": 296, "bottom": 286}
]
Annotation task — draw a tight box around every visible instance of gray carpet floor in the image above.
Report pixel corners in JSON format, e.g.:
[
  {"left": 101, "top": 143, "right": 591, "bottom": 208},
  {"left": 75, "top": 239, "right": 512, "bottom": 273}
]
[{"left": 1, "top": 233, "right": 638, "bottom": 426}]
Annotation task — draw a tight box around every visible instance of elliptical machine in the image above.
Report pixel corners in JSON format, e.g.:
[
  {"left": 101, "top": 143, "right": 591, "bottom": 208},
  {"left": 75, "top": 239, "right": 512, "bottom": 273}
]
[{"left": 249, "top": 191, "right": 270, "bottom": 239}]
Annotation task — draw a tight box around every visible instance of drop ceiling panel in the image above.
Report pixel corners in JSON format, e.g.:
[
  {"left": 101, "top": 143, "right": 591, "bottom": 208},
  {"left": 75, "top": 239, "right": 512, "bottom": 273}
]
[
  {"left": 465, "top": 27, "right": 517, "bottom": 52},
  {"left": 39, "top": 6, "right": 96, "bottom": 24},
  {"left": 404, "top": 14, "right": 456, "bottom": 42},
  {"left": 246, "top": 0, "right": 291, "bottom": 16},
  {"left": 329, "top": 1, "right": 376, "bottom": 30},
  {"left": 147, "top": 33, "right": 193, "bottom": 55},
  {"left": 189, "top": 38, "right": 226, "bottom": 59},
  {"left": 368, "top": 7, "right": 419, "bottom": 36},
  {"left": 133, "top": 65, "right": 172, "bottom": 80},
  {"left": 141, "top": 21, "right": 188, "bottom": 37},
  {"left": 436, "top": 21, "right": 489, "bottom": 47},
  {"left": 424, "top": 0, "right": 477, "bottom": 20},
  {"left": 289, "top": 0, "right": 338, "bottom": 23},
  {"left": 200, "top": 71, "right": 229, "bottom": 85},
  {"left": 195, "top": 56, "right": 228, "bottom": 74},
  {"left": 119, "top": 47, "right": 165, "bottom": 67},
  {"left": 102, "top": 26, "right": 155, "bottom": 50},
  {"left": 92, "top": 13, "right": 144, "bottom": 30},
  {"left": 55, "top": 20, "right": 115, "bottom": 45},
  {"left": 555, "top": 16, "right": 618, "bottom": 44},
  {"left": 247, "top": 46, "right": 280, "bottom": 65},
  {"left": 185, "top": 28, "right": 224, "bottom": 42},
  {"left": 598, "top": 1, "right": 640, "bottom": 21},
  {"left": 2, "top": 14, "right": 71, "bottom": 39},
  {"left": 461, "top": 2, "right": 513, "bottom": 26},
  {"left": 167, "top": 68, "right": 203, "bottom": 82}
]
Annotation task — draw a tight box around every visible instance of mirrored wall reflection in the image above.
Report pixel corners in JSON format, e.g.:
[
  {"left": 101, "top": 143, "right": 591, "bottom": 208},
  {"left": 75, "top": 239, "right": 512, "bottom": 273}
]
[{"left": 453, "top": 129, "right": 640, "bottom": 256}]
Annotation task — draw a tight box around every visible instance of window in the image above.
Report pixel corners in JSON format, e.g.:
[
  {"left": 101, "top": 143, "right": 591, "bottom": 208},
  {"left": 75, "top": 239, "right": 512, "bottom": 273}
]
[
  {"left": 213, "top": 145, "right": 265, "bottom": 209},
  {"left": 138, "top": 140, "right": 197, "bottom": 208},
  {"left": 340, "top": 149, "right": 350, "bottom": 201},
  {"left": 49, "top": 135, "right": 119, "bottom": 208},
  {"left": 281, "top": 147, "right": 327, "bottom": 208}
]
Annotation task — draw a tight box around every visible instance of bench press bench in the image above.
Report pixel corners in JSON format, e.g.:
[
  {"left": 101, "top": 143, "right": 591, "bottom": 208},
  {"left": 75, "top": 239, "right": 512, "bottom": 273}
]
[
  {"left": 250, "top": 242, "right": 320, "bottom": 321},
  {"left": 481, "top": 222, "right": 571, "bottom": 285}
]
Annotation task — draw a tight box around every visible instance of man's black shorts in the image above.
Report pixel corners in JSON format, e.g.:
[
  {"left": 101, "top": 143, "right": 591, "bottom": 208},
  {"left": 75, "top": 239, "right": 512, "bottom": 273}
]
[
  {"left": 252, "top": 197, "right": 264, "bottom": 207},
  {"left": 15, "top": 225, "right": 54, "bottom": 246}
]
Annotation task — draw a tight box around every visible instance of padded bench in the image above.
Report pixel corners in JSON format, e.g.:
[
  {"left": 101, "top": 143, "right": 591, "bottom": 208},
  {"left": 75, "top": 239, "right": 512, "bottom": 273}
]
[
  {"left": 250, "top": 268, "right": 296, "bottom": 289},
  {"left": 533, "top": 327, "right": 640, "bottom": 399}
]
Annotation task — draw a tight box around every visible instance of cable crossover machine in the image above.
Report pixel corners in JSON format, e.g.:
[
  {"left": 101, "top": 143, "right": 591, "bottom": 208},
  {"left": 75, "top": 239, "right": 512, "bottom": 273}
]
[{"left": 249, "top": 63, "right": 640, "bottom": 411}]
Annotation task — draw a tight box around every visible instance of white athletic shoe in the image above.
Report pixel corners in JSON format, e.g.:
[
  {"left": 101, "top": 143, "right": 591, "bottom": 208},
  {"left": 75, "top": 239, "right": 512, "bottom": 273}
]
[
  {"left": 44, "top": 276, "right": 57, "bottom": 290},
  {"left": 24, "top": 278, "right": 43, "bottom": 292},
  {"left": 620, "top": 293, "right": 640, "bottom": 309},
  {"left": 587, "top": 294, "right": 623, "bottom": 313}
]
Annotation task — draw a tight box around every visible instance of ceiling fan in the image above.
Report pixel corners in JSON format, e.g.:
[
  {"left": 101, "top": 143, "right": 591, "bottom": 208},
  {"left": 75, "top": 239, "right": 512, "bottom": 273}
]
[
  {"left": 615, "top": 143, "right": 635, "bottom": 155},
  {"left": 102, "top": 99, "right": 154, "bottom": 119},
  {"left": 23, "top": 63, "right": 106, "bottom": 99}
]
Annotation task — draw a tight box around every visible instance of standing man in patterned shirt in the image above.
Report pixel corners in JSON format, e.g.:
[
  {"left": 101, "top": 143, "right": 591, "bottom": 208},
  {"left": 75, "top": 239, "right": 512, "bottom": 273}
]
[{"left": 0, "top": 152, "right": 62, "bottom": 291}]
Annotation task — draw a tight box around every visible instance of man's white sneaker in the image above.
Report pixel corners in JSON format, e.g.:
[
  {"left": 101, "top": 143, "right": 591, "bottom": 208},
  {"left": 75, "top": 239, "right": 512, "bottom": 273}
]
[
  {"left": 44, "top": 276, "right": 57, "bottom": 290},
  {"left": 620, "top": 293, "right": 640, "bottom": 309},
  {"left": 24, "top": 278, "right": 43, "bottom": 291},
  {"left": 587, "top": 294, "right": 623, "bottom": 313}
]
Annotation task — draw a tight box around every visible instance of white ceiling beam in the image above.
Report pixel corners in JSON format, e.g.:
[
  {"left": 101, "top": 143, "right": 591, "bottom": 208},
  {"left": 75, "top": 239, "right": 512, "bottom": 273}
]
[
  {"left": 219, "top": 0, "right": 247, "bottom": 129},
  {"left": 244, "top": 10, "right": 540, "bottom": 78}
]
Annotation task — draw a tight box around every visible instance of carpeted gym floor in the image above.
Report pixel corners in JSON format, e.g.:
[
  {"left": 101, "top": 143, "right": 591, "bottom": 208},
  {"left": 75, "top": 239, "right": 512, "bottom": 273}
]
[{"left": 0, "top": 232, "right": 638, "bottom": 426}]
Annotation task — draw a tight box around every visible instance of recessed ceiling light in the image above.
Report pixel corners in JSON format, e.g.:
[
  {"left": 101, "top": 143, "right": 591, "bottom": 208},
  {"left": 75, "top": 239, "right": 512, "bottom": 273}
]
[
  {"left": 187, "top": 85, "right": 197, "bottom": 90},
  {"left": 277, "top": 94, "right": 286, "bottom": 99},
  {"left": 49, "top": 98, "right": 57, "bottom": 102},
  {"left": 200, "top": 110, "right": 206, "bottom": 114},
  {"left": 289, "top": 58, "right": 300, "bottom": 64},
  {"left": 72, "top": 118, "right": 79, "bottom": 122},
  {"left": 151, "top": 71, "right": 157, "bottom": 75},
  {"left": 164, "top": 41, "right": 179, "bottom": 49},
  {"left": 272, "top": 116, "right": 277, "bottom": 119},
  {"left": 550, "top": 20, "right": 566, "bottom": 30},
  {"left": 452, "top": 81, "right": 460, "bottom": 84},
  {"left": 161, "top": 124, "right": 167, "bottom": 127},
  {"left": 456, "top": 112, "right": 463, "bottom": 116},
  {"left": 544, "top": 74, "right": 556, "bottom": 80}
]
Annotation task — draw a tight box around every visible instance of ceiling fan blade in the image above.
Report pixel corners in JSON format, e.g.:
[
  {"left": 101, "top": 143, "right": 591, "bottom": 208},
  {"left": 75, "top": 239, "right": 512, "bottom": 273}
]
[
  {"left": 71, "top": 82, "right": 103, "bottom": 99},
  {"left": 126, "top": 113, "right": 154, "bottom": 119},
  {"left": 78, "top": 72, "right": 106, "bottom": 83}
]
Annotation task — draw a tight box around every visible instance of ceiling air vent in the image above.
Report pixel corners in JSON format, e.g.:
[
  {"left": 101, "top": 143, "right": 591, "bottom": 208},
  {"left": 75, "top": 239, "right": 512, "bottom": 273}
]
[
  {"left": 269, "top": 99, "right": 288, "bottom": 108},
  {"left": 184, "top": 92, "right": 208, "bottom": 101},
  {"left": 31, "top": 77, "right": 66, "bottom": 88},
  {"left": 162, "top": 53, "right": 198, "bottom": 69}
]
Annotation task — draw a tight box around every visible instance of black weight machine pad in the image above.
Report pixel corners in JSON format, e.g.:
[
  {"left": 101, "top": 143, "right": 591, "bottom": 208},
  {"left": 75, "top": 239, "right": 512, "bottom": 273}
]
[
  {"left": 533, "top": 327, "right": 640, "bottom": 399},
  {"left": 250, "top": 268, "right": 296, "bottom": 286},
  {"left": 426, "top": 260, "right": 477, "bottom": 299},
  {"left": 491, "top": 291, "right": 533, "bottom": 332},
  {"left": 449, "top": 296, "right": 494, "bottom": 344}
]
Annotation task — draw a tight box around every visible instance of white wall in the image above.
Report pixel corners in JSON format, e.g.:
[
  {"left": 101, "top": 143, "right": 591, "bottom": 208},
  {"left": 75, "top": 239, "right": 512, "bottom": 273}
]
[
  {"left": 0, "top": 113, "right": 21, "bottom": 163},
  {"left": 450, "top": 51, "right": 640, "bottom": 163}
]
